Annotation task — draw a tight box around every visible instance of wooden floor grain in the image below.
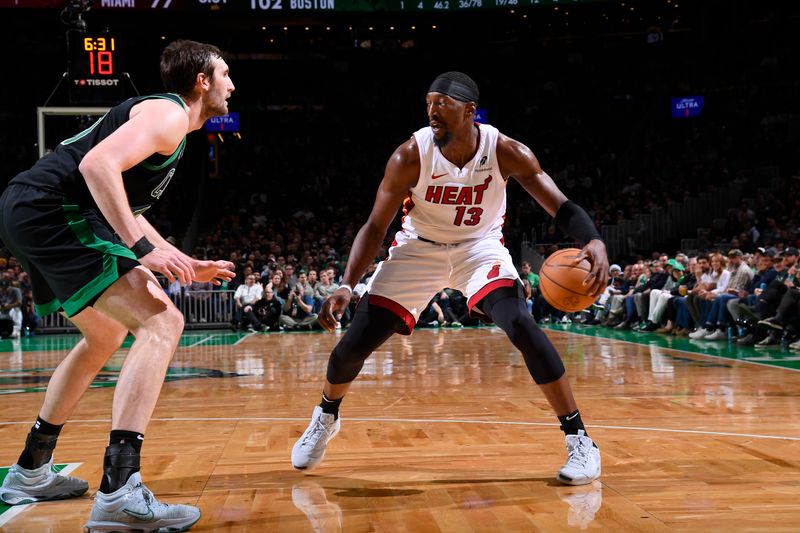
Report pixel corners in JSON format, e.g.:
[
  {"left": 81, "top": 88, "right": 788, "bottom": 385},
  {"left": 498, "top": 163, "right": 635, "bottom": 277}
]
[{"left": 1, "top": 326, "right": 798, "bottom": 531}]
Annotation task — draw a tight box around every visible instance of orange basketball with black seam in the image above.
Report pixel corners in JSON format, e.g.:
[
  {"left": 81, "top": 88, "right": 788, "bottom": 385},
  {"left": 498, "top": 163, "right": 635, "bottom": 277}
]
[{"left": 538, "top": 248, "right": 596, "bottom": 313}]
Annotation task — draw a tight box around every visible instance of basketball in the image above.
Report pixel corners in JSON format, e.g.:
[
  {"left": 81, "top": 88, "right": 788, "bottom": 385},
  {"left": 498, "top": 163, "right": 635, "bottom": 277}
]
[{"left": 538, "top": 248, "right": 596, "bottom": 313}]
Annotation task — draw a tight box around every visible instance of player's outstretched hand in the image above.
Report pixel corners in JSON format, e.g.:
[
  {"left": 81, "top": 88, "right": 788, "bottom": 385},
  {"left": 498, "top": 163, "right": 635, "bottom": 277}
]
[
  {"left": 139, "top": 248, "right": 196, "bottom": 286},
  {"left": 575, "top": 239, "right": 609, "bottom": 298},
  {"left": 192, "top": 260, "right": 236, "bottom": 286},
  {"left": 318, "top": 288, "right": 351, "bottom": 332}
]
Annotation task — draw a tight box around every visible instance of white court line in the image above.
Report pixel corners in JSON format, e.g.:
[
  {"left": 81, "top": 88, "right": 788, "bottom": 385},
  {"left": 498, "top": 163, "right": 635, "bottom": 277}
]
[
  {"left": 0, "top": 463, "right": 82, "bottom": 527},
  {"left": 0, "top": 417, "right": 797, "bottom": 441},
  {"left": 545, "top": 326, "right": 800, "bottom": 373},
  {"left": 185, "top": 334, "right": 217, "bottom": 348},
  {"left": 234, "top": 332, "right": 256, "bottom": 345}
]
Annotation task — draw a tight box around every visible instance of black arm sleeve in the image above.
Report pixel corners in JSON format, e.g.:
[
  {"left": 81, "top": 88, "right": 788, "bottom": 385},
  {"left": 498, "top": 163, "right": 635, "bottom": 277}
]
[{"left": 554, "top": 200, "right": 602, "bottom": 245}]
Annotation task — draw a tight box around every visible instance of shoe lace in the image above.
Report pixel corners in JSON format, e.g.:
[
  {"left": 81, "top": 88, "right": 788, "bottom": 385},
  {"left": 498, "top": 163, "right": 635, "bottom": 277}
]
[
  {"left": 133, "top": 480, "right": 160, "bottom": 510},
  {"left": 141, "top": 485, "right": 153, "bottom": 506},
  {"left": 566, "top": 438, "right": 591, "bottom": 469},
  {"left": 301, "top": 418, "right": 328, "bottom": 448}
]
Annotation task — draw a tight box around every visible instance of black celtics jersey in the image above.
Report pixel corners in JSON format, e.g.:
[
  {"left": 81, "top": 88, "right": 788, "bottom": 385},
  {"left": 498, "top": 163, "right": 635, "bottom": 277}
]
[{"left": 10, "top": 93, "right": 187, "bottom": 216}]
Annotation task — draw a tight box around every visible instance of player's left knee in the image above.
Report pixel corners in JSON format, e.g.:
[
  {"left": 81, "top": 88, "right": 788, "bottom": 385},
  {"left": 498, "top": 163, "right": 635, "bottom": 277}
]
[{"left": 479, "top": 284, "right": 565, "bottom": 384}]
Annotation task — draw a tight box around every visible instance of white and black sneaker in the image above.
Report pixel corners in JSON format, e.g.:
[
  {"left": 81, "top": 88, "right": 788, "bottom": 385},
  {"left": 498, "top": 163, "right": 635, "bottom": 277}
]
[
  {"left": 557, "top": 430, "right": 601, "bottom": 486},
  {"left": 84, "top": 472, "right": 200, "bottom": 533},
  {"left": 291, "top": 406, "right": 341, "bottom": 471},
  {"left": 0, "top": 459, "right": 88, "bottom": 505}
]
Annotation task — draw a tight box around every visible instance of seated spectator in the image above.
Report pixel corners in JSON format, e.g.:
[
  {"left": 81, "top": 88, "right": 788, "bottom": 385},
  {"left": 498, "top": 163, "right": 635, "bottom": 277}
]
[
  {"left": 685, "top": 253, "right": 724, "bottom": 336},
  {"left": 233, "top": 274, "right": 264, "bottom": 331},
  {"left": 519, "top": 261, "right": 540, "bottom": 316},
  {"left": 605, "top": 263, "right": 641, "bottom": 327},
  {"left": 658, "top": 262, "right": 698, "bottom": 335},
  {"left": 416, "top": 297, "right": 445, "bottom": 328},
  {"left": 268, "top": 271, "right": 290, "bottom": 303},
  {"left": 0, "top": 279, "right": 22, "bottom": 339},
  {"left": 731, "top": 255, "right": 777, "bottom": 345},
  {"left": 737, "top": 248, "right": 798, "bottom": 328},
  {"left": 21, "top": 287, "right": 40, "bottom": 337},
  {"left": 314, "top": 270, "right": 338, "bottom": 315},
  {"left": 254, "top": 287, "right": 283, "bottom": 332},
  {"left": 691, "top": 248, "right": 753, "bottom": 340},
  {"left": 431, "top": 289, "right": 463, "bottom": 327},
  {"left": 640, "top": 259, "right": 684, "bottom": 331},
  {"left": 754, "top": 283, "right": 800, "bottom": 346},
  {"left": 280, "top": 282, "right": 318, "bottom": 330},
  {"left": 589, "top": 264, "right": 626, "bottom": 325}
]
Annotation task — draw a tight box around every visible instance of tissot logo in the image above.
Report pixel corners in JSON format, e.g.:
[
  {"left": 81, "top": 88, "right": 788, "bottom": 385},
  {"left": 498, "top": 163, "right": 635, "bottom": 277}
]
[{"left": 73, "top": 79, "right": 121, "bottom": 87}]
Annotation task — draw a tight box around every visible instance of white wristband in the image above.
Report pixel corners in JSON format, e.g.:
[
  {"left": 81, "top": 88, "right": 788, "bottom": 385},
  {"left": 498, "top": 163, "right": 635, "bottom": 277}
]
[{"left": 339, "top": 284, "right": 353, "bottom": 294}]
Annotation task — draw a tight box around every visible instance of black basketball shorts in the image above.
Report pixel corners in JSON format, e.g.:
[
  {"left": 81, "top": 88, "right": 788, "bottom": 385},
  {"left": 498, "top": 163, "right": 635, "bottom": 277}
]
[{"left": 0, "top": 183, "right": 140, "bottom": 318}]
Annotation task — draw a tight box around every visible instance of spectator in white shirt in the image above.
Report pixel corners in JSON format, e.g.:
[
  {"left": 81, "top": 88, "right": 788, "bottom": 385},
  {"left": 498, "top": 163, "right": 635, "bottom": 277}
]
[{"left": 233, "top": 275, "right": 264, "bottom": 331}]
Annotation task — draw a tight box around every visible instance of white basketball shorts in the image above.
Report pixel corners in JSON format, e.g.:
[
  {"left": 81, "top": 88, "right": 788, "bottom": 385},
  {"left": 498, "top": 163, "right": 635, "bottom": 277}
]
[{"left": 365, "top": 231, "right": 520, "bottom": 334}]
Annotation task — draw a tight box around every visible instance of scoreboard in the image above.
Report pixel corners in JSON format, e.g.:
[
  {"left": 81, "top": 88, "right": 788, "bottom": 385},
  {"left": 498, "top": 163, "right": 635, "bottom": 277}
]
[
  {"left": 68, "top": 31, "right": 124, "bottom": 104},
  {"left": 186, "top": 0, "right": 567, "bottom": 12},
  {"left": 1, "top": 0, "right": 594, "bottom": 13}
]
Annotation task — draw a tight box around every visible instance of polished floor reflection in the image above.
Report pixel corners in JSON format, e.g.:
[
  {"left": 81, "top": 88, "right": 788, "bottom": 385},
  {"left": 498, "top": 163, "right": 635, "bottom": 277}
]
[{"left": 1, "top": 326, "right": 798, "bottom": 531}]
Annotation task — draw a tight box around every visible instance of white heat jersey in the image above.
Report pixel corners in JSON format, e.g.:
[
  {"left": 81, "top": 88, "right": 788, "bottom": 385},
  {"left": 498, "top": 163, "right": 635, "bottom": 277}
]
[{"left": 400, "top": 123, "right": 506, "bottom": 244}]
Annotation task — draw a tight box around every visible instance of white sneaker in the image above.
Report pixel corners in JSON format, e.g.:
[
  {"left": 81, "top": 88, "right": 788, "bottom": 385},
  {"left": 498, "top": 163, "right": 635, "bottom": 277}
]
[
  {"left": 292, "top": 406, "right": 341, "bottom": 471},
  {"left": 292, "top": 482, "right": 343, "bottom": 532},
  {"left": 0, "top": 459, "right": 88, "bottom": 505},
  {"left": 689, "top": 328, "right": 710, "bottom": 339},
  {"left": 84, "top": 472, "right": 200, "bottom": 533},
  {"left": 558, "top": 481, "right": 603, "bottom": 530},
  {"left": 10, "top": 327, "right": 20, "bottom": 339},
  {"left": 557, "top": 430, "right": 601, "bottom": 486},
  {"left": 704, "top": 329, "right": 727, "bottom": 341}
]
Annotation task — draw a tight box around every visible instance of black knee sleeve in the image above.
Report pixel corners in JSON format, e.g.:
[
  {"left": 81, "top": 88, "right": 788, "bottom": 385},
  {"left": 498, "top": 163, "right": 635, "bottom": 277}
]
[
  {"left": 479, "top": 281, "right": 566, "bottom": 384},
  {"left": 326, "top": 294, "right": 405, "bottom": 384}
]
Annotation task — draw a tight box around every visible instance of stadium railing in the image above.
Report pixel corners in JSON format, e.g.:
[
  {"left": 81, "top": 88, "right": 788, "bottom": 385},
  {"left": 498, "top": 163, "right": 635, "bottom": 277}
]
[{"left": 37, "top": 289, "right": 236, "bottom": 334}]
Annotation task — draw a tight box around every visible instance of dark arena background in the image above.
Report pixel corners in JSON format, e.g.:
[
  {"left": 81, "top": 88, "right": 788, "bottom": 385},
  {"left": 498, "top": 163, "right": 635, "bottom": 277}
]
[{"left": 1, "top": 1, "right": 799, "bottom": 531}]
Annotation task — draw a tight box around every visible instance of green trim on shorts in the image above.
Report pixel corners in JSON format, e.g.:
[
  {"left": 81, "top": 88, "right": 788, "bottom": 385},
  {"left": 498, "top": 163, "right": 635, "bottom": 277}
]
[
  {"left": 61, "top": 203, "right": 138, "bottom": 317},
  {"left": 34, "top": 298, "right": 62, "bottom": 317}
]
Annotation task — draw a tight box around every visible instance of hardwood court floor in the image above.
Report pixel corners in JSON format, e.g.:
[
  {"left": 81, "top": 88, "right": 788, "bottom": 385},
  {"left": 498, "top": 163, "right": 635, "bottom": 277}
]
[{"left": 1, "top": 325, "right": 798, "bottom": 532}]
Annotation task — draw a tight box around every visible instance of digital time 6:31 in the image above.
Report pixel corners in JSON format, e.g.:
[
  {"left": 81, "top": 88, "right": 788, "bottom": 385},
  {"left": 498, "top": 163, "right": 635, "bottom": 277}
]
[{"left": 80, "top": 36, "right": 117, "bottom": 75}]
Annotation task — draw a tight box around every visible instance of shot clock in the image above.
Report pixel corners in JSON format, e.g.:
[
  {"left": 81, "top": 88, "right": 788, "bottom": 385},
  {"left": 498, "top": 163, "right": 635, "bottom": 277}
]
[{"left": 68, "top": 31, "right": 124, "bottom": 105}]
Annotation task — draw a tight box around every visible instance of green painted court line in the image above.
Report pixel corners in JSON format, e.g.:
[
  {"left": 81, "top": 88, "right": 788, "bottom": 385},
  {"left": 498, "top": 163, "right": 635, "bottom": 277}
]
[
  {"left": 542, "top": 323, "right": 800, "bottom": 371},
  {"left": 0, "top": 463, "right": 80, "bottom": 526},
  {"left": 0, "top": 365, "right": 245, "bottom": 395}
]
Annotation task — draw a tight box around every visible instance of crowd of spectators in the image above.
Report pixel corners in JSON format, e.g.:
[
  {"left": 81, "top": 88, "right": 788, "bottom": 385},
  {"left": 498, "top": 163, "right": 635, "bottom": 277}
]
[{"left": 573, "top": 244, "right": 800, "bottom": 351}]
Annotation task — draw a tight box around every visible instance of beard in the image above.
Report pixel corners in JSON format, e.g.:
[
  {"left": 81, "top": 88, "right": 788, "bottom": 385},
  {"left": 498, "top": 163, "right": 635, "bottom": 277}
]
[
  {"left": 432, "top": 130, "right": 452, "bottom": 148},
  {"left": 207, "top": 96, "right": 228, "bottom": 117}
]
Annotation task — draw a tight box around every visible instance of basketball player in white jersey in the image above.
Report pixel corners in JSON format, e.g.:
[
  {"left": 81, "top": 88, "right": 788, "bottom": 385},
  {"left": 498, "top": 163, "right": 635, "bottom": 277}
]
[{"left": 292, "top": 72, "right": 608, "bottom": 485}]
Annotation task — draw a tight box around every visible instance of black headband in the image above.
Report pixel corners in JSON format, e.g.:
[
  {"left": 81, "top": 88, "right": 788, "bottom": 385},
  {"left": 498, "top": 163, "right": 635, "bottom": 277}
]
[{"left": 428, "top": 76, "right": 478, "bottom": 104}]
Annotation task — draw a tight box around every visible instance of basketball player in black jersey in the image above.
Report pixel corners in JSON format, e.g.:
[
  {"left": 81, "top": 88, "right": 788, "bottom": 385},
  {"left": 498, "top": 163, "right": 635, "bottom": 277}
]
[
  {"left": 292, "top": 72, "right": 607, "bottom": 486},
  {"left": 0, "top": 40, "right": 235, "bottom": 532}
]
